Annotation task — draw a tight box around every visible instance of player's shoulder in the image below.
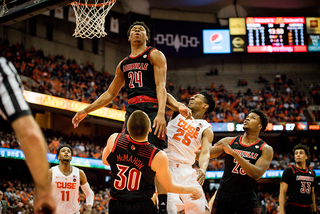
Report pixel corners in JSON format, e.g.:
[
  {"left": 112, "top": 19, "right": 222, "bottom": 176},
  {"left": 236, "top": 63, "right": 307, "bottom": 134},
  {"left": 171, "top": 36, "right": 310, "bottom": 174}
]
[
  {"left": 149, "top": 47, "right": 165, "bottom": 58},
  {"left": 153, "top": 150, "right": 167, "bottom": 161},
  {"left": 261, "top": 143, "right": 273, "bottom": 153},
  {"left": 222, "top": 136, "right": 238, "bottom": 144},
  {"left": 283, "top": 166, "right": 294, "bottom": 174}
]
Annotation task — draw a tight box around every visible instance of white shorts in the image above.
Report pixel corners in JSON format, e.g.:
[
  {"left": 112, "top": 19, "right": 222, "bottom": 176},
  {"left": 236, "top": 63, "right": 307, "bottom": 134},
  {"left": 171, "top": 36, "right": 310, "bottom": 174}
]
[{"left": 167, "top": 163, "right": 208, "bottom": 214}]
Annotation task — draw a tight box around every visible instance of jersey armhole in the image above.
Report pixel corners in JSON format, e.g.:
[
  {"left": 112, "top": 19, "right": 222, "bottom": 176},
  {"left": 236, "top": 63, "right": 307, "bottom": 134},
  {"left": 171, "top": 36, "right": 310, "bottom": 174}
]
[
  {"left": 148, "top": 148, "right": 158, "bottom": 167},
  {"left": 148, "top": 47, "right": 156, "bottom": 61},
  {"left": 119, "top": 57, "right": 128, "bottom": 72},
  {"left": 111, "top": 134, "right": 121, "bottom": 153},
  {"left": 289, "top": 165, "right": 295, "bottom": 174},
  {"left": 309, "top": 167, "right": 315, "bottom": 176},
  {"left": 260, "top": 142, "right": 266, "bottom": 150},
  {"left": 229, "top": 136, "right": 238, "bottom": 145}
]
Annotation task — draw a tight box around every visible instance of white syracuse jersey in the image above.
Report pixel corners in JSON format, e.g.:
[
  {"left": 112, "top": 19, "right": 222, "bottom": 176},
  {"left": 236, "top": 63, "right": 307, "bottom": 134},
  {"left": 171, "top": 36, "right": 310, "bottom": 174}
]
[
  {"left": 165, "top": 114, "right": 211, "bottom": 165},
  {"left": 51, "top": 165, "right": 81, "bottom": 214}
]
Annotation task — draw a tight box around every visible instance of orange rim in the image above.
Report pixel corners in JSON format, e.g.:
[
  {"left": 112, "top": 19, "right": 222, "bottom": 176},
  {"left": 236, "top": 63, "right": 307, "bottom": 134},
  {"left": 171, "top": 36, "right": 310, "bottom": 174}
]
[{"left": 71, "top": 0, "right": 116, "bottom": 7}]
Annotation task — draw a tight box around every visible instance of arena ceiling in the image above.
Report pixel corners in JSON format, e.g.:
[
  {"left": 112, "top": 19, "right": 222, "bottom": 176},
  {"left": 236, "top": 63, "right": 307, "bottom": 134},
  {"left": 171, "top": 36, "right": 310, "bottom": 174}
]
[{"left": 148, "top": 0, "right": 320, "bottom": 16}]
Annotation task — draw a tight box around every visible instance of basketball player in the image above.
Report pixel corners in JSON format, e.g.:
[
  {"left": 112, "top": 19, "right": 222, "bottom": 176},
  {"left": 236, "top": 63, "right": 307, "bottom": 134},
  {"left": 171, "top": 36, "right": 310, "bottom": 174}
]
[
  {"left": 164, "top": 91, "right": 215, "bottom": 214},
  {"left": 102, "top": 110, "right": 203, "bottom": 214},
  {"left": 0, "top": 57, "right": 56, "bottom": 214},
  {"left": 49, "top": 144, "right": 94, "bottom": 214},
  {"left": 279, "top": 144, "right": 317, "bottom": 214},
  {"left": 72, "top": 21, "right": 169, "bottom": 212},
  {"left": 208, "top": 109, "right": 274, "bottom": 214}
]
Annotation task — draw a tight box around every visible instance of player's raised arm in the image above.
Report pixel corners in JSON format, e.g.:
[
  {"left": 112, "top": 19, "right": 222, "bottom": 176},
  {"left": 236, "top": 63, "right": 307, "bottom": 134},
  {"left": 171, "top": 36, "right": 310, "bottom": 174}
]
[{"left": 72, "top": 63, "right": 125, "bottom": 128}]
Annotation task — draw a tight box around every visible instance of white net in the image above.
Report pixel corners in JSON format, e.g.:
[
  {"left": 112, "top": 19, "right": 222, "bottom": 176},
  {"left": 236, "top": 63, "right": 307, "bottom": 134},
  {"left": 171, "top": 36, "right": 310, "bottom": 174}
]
[{"left": 71, "top": 0, "right": 116, "bottom": 39}]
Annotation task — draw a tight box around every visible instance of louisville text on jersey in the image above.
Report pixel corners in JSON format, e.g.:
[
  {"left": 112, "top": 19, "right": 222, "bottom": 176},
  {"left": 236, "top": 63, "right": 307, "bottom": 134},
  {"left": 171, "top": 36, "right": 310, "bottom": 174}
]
[
  {"left": 233, "top": 149, "right": 259, "bottom": 160},
  {"left": 123, "top": 63, "right": 149, "bottom": 73},
  {"left": 296, "top": 176, "right": 314, "bottom": 182}
]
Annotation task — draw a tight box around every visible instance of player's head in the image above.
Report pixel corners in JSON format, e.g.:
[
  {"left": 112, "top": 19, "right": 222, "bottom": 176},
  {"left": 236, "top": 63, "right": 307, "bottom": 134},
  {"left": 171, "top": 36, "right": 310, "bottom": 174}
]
[
  {"left": 56, "top": 144, "right": 73, "bottom": 162},
  {"left": 0, "top": 190, "right": 3, "bottom": 200},
  {"left": 243, "top": 109, "right": 268, "bottom": 133},
  {"left": 293, "top": 143, "right": 309, "bottom": 163},
  {"left": 188, "top": 91, "right": 215, "bottom": 115},
  {"left": 127, "top": 21, "right": 150, "bottom": 43},
  {"left": 127, "top": 110, "right": 151, "bottom": 141}
]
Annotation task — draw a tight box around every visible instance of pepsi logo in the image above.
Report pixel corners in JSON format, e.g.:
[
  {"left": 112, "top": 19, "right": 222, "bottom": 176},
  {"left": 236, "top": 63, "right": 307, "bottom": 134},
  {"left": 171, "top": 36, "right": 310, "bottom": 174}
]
[{"left": 210, "top": 33, "right": 223, "bottom": 45}]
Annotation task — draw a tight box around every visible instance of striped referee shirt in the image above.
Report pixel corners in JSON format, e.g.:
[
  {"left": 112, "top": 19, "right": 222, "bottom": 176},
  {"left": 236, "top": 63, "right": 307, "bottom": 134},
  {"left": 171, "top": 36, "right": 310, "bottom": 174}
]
[{"left": 0, "top": 57, "right": 31, "bottom": 123}]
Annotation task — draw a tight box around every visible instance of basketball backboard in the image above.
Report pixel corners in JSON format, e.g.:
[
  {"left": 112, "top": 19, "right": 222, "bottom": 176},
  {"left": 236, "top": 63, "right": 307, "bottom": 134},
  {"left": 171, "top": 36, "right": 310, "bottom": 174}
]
[{"left": 0, "top": 0, "right": 73, "bottom": 25}]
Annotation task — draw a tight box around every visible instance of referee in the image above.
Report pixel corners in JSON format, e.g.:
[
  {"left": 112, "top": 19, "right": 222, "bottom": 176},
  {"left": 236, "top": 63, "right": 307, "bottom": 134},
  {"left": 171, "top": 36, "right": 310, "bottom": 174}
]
[{"left": 0, "top": 57, "right": 56, "bottom": 214}]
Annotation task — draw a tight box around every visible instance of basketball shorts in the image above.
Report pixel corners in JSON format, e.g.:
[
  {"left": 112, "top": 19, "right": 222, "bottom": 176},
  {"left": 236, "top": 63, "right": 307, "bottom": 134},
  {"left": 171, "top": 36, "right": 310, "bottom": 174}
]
[
  {"left": 109, "top": 199, "right": 157, "bottom": 214},
  {"left": 167, "top": 163, "right": 208, "bottom": 214},
  {"left": 123, "top": 102, "right": 167, "bottom": 150},
  {"left": 211, "top": 188, "right": 260, "bottom": 214}
]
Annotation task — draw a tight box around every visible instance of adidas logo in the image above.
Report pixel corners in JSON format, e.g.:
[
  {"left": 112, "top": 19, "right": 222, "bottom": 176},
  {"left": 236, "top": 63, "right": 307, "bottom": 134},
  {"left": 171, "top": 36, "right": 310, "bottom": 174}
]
[{"left": 161, "top": 202, "right": 166, "bottom": 205}]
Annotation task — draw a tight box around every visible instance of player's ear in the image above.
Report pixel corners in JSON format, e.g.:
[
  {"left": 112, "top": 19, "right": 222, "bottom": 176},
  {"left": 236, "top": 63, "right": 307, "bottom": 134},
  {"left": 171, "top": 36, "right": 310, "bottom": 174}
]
[{"left": 203, "top": 103, "right": 209, "bottom": 111}]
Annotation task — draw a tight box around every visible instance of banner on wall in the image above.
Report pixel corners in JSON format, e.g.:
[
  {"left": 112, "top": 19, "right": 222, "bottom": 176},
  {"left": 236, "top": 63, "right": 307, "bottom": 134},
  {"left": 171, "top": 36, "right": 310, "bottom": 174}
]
[
  {"left": 68, "top": 6, "right": 76, "bottom": 23},
  {"left": 230, "top": 35, "right": 247, "bottom": 52},
  {"left": 23, "top": 90, "right": 125, "bottom": 122},
  {"left": 229, "top": 18, "right": 246, "bottom": 35},
  {"left": 203, "top": 29, "right": 231, "bottom": 54},
  {"left": 306, "top": 17, "right": 320, "bottom": 34},
  {"left": 54, "top": 7, "right": 64, "bottom": 19},
  {"left": 0, "top": 148, "right": 110, "bottom": 170},
  {"left": 153, "top": 19, "right": 201, "bottom": 58},
  {"left": 308, "top": 34, "right": 320, "bottom": 52}
]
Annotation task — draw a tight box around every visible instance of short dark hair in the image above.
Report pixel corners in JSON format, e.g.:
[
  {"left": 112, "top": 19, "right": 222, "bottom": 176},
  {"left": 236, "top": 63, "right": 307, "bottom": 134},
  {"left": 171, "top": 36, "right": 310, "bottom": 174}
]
[
  {"left": 249, "top": 109, "right": 268, "bottom": 133},
  {"left": 56, "top": 144, "right": 73, "bottom": 159},
  {"left": 293, "top": 143, "right": 310, "bottom": 159},
  {"left": 127, "top": 21, "right": 150, "bottom": 43},
  {"left": 127, "top": 110, "right": 151, "bottom": 141},
  {"left": 198, "top": 90, "right": 216, "bottom": 114}
]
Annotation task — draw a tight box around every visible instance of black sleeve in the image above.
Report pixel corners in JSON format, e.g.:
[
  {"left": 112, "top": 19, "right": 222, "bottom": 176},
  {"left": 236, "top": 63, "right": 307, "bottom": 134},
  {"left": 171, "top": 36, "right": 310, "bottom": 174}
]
[
  {"left": 280, "top": 167, "right": 293, "bottom": 184},
  {"left": 0, "top": 57, "right": 31, "bottom": 123}
]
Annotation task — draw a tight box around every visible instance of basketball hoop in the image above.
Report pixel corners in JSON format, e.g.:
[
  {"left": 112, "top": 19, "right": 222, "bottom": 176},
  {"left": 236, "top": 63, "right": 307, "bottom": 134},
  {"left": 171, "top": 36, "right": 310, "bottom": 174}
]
[{"left": 71, "top": 0, "right": 116, "bottom": 39}]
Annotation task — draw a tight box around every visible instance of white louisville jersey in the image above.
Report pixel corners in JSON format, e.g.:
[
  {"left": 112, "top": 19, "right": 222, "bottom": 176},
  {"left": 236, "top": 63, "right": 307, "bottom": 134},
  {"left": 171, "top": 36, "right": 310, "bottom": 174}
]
[
  {"left": 51, "top": 165, "right": 81, "bottom": 214},
  {"left": 165, "top": 114, "right": 211, "bottom": 165}
]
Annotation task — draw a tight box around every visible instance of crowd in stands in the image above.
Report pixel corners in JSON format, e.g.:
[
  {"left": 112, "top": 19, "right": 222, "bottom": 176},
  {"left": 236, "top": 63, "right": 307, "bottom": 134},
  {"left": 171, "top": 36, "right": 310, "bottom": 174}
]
[
  {"left": 1, "top": 129, "right": 319, "bottom": 173},
  {"left": 1, "top": 178, "right": 319, "bottom": 214},
  {"left": 309, "top": 82, "right": 320, "bottom": 121},
  {"left": 0, "top": 41, "right": 316, "bottom": 124},
  {"left": 178, "top": 78, "right": 309, "bottom": 124},
  {"left": 0, "top": 179, "right": 110, "bottom": 214}
]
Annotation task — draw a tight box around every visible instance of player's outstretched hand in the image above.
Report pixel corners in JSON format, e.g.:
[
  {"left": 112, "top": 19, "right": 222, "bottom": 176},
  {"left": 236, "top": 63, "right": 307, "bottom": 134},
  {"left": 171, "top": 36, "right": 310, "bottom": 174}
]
[
  {"left": 190, "top": 186, "right": 203, "bottom": 200},
  {"left": 153, "top": 113, "right": 167, "bottom": 138},
  {"left": 196, "top": 168, "right": 206, "bottom": 186},
  {"left": 179, "top": 105, "right": 192, "bottom": 119},
  {"left": 72, "top": 110, "right": 88, "bottom": 128},
  {"left": 33, "top": 189, "right": 56, "bottom": 214}
]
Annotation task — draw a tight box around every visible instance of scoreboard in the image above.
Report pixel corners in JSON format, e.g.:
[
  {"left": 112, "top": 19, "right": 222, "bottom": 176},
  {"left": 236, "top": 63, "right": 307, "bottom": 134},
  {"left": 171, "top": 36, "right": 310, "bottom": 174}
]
[{"left": 246, "top": 17, "right": 307, "bottom": 53}]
